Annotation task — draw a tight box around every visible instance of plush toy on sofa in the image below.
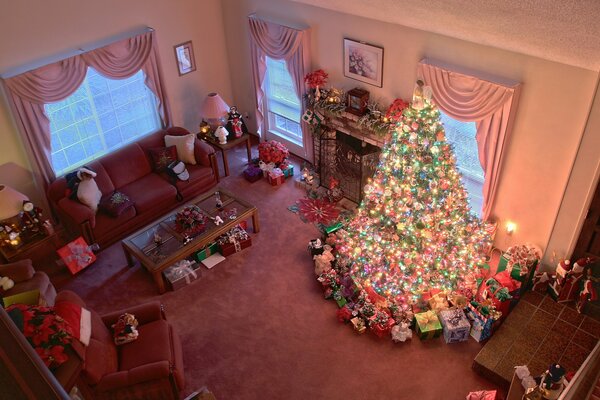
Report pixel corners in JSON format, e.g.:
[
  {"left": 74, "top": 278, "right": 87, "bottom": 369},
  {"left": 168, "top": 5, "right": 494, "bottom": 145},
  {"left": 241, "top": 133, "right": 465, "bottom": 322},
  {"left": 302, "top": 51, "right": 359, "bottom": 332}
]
[
  {"left": 111, "top": 313, "right": 139, "bottom": 346},
  {"left": 65, "top": 167, "right": 102, "bottom": 212}
]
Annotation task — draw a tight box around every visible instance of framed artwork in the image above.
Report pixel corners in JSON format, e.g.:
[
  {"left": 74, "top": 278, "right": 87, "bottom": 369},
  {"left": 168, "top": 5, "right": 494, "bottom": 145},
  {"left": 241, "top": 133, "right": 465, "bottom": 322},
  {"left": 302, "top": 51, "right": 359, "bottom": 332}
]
[
  {"left": 174, "top": 41, "right": 196, "bottom": 76},
  {"left": 343, "top": 38, "right": 384, "bottom": 87}
]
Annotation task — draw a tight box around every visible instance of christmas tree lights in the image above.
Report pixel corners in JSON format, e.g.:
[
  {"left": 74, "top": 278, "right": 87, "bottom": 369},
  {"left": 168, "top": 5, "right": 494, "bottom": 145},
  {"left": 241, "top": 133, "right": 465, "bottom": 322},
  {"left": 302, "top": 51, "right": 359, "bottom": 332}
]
[{"left": 336, "top": 94, "right": 492, "bottom": 305}]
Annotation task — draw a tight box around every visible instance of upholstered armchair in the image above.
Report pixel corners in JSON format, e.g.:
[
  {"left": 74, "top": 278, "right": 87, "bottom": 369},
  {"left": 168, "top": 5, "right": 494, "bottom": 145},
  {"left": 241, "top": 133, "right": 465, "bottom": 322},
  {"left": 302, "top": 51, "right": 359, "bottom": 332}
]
[
  {"left": 0, "top": 259, "right": 57, "bottom": 306},
  {"left": 55, "top": 290, "right": 185, "bottom": 400}
]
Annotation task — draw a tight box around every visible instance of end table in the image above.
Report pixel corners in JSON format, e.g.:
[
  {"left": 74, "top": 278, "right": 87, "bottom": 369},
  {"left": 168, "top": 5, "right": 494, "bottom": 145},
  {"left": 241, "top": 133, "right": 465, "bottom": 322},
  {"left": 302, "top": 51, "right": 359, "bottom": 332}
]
[
  {"left": 0, "top": 230, "right": 63, "bottom": 265},
  {"left": 199, "top": 132, "right": 253, "bottom": 177}
]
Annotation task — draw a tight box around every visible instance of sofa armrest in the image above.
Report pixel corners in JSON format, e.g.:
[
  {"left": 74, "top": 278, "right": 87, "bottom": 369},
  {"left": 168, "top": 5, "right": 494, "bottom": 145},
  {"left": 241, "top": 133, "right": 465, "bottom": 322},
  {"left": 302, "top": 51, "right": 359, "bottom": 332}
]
[
  {"left": 194, "top": 139, "right": 215, "bottom": 167},
  {"left": 101, "top": 301, "right": 165, "bottom": 327},
  {"left": 0, "top": 259, "right": 35, "bottom": 282},
  {"left": 58, "top": 197, "right": 96, "bottom": 228},
  {"left": 96, "top": 361, "right": 171, "bottom": 392}
]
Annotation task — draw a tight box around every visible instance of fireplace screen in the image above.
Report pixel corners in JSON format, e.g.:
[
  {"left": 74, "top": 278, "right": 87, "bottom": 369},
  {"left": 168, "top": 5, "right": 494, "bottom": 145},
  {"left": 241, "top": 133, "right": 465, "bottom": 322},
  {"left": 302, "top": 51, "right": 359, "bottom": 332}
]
[{"left": 320, "top": 131, "right": 381, "bottom": 203}]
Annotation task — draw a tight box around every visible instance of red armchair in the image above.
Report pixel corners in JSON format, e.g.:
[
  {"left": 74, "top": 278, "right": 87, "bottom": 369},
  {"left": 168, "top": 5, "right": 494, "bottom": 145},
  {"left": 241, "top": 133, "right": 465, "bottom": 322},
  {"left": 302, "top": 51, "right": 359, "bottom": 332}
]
[
  {"left": 55, "top": 291, "right": 184, "bottom": 400},
  {"left": 0, "top": 259, "right": 57, "bottom": 306}
]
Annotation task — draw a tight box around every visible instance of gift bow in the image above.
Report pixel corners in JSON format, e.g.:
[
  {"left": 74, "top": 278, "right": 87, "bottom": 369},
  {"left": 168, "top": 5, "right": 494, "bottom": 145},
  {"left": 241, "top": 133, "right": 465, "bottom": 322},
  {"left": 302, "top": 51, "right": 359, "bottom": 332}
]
[
  {"left": 170, "top": 260, "right": 197, "bottom": 283},
  {"left": 416, "top": 311, "right": 439, "bottom": 328},
  {"left": 258, "top": 161, "right": 276, "bottom": 173},
  {"left": 65, "top": 242, "right": 93, "bottom": 268}
]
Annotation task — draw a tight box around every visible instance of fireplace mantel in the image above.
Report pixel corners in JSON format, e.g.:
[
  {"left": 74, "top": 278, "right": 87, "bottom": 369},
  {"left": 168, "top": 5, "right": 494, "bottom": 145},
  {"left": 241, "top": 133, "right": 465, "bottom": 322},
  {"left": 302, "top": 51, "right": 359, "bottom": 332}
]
[{"left": 316, "top": 109, "right": 391, "bottom": 148}]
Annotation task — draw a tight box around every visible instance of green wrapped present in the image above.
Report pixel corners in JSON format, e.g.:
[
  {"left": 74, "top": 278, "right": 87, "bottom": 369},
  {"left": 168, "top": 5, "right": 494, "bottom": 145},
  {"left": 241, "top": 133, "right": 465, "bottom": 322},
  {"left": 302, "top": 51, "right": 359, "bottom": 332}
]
[
  {"left": 325, "top": 221, "right": 343, "bottom": 234},
  {"left": 414, "top": 310, "right": 442, "bottom": 340},
  {"left": 194, "top": 242, "right": 218, "bottom": 262},
  {"left": 333, "top": 290, "right": 347, "bottom": 308},
  {"left": 281, "top": 164, "right": 294, "bottom": 178}
]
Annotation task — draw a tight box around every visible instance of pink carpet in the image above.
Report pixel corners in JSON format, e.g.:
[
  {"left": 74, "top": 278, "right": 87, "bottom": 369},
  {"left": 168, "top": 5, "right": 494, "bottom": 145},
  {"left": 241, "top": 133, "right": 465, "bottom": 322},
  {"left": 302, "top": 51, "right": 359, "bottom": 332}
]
[{"left": 49, "top": 141, "right": 501, "bottom": 400}]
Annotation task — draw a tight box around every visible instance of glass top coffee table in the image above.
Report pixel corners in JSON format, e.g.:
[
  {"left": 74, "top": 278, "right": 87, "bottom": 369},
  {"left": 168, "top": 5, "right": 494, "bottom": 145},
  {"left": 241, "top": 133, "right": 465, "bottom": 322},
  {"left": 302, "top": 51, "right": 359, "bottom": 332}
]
[{"left": 121, "top": 188, "right": 259, "bottom": 293}]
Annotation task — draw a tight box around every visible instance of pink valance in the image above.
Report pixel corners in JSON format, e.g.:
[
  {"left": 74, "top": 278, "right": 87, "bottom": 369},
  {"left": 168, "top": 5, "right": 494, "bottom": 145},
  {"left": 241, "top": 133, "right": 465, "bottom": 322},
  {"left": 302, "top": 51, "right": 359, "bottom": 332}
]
[
  {"left": 418, "top": 59, "right": 521, "bottom": 220},
  {"left": 2, "top": 30, "right": 171, "bottom": 189},
  {"left": 248, "top": 15, "right": 312, "bottom": 161}
]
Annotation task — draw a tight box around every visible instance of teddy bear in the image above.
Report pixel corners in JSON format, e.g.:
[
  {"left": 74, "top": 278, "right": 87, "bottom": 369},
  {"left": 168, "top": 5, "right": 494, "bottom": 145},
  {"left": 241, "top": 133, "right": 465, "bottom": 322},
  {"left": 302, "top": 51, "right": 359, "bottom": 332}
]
[
  {"left": 391, "top": 322, "right": 412, "bottom": 343},
  {"left": 314, "top": 244, "right": 335, "bottom": 276}
]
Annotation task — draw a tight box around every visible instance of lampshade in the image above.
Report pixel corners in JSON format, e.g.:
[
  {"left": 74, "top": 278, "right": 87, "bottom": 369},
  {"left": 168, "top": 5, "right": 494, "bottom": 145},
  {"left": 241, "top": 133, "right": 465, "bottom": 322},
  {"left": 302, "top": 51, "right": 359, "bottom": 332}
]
[
  {"left": 199, "top": 92, "right": 230, "bottom": 128},
  {"left": 0, "top": 185, "right": 29, "bottom": 220}
]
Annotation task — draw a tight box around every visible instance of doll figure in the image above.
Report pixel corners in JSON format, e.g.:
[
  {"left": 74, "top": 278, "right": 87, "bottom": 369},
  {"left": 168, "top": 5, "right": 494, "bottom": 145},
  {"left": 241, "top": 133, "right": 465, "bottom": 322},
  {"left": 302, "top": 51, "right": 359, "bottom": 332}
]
[{"left": 576, "top": 261, "right": 599, "bottom": 313}]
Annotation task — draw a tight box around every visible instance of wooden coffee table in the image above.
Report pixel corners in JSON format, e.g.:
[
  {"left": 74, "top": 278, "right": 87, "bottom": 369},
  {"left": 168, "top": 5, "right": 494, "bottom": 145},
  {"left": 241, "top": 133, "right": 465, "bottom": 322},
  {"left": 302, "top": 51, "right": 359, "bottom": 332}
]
[{"left": 121, "top": 188, "right": 259, "bottom": 293}]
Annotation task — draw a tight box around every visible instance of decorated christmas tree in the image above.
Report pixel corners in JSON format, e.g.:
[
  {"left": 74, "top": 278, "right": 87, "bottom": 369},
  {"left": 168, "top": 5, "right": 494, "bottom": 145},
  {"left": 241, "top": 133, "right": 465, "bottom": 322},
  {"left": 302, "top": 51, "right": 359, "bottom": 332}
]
[{"left": 336, "top": 81, "right": 492, "bottom": 305}]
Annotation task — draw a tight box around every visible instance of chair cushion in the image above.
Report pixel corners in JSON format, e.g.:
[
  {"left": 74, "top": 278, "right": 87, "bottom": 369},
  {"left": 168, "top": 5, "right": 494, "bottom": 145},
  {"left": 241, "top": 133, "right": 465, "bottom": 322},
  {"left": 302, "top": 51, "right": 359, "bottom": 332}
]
[
  {"left": 174, "top": 164, "right": 216, "bottom": 198},
  {"left": 119, "top": 174, "right": 177, "bottom": 214},
  {"left": 165, "top": 134, "right": 197, "bottom": 165},
  {"left": 118, "top": 319, "right": 174, "bottom": 372},
  {"left": 99, "top": 191, "right": 135, "bottom": 217},
  {"left": 82, "top": 312, "right": 118, "bottom": 385}
]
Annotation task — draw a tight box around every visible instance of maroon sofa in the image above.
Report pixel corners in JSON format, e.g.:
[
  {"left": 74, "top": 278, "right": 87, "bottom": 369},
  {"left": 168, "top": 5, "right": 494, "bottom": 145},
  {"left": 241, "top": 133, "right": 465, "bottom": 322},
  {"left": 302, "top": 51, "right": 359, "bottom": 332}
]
[
  {"left": 56, "top": 290, "right": 184, "bottom": 400},
  {"left": 47, "top": 127, "right": 219, "bottom": 248}
]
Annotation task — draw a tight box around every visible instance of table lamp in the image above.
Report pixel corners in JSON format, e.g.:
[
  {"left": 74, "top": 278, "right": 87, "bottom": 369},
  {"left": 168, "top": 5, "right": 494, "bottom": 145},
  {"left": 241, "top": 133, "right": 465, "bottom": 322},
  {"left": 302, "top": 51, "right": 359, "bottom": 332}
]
[
  {"left": 0, "top": 184, "right": 28, "bottom": 220},
  {"left": 199, "top": 92, "right": 230, "bottom": 130}
]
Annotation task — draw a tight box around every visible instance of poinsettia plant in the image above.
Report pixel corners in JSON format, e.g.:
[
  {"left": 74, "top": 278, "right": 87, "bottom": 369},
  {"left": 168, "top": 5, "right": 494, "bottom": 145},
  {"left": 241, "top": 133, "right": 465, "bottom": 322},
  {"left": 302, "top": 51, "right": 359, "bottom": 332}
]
[
  {"left": 386, "top": 98, "right": 410, "bottom": 123},
  {"left": 258, "top": 140, "right": 289, "bottom": 165},
  {"left": 304, "top": 69, "right": 328, "bottom": 89},
  {"left": 6, "top": 304, "right": 72, "bottom": 368}
]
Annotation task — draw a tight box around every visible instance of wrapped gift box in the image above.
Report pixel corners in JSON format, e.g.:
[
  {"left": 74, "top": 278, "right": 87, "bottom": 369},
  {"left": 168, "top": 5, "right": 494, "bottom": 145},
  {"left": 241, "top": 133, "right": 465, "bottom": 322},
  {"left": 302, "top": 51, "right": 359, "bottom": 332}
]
[
  {"left": 414, "top": 310, "right": 442, "bottom": 340},
  {"left": 163, "top": 260, "right": 201, "bottom": 291},
  {"left": 438, "top": 309, "right": 471, "bottom": 343},
  {"left": 465, "top": 303, "right": 497, "bottom": 342},
  {"left": 194, "top": 242, "right": 218, "bottom": 262},
  {"left": 57, "top": 236, "right": 96, "bottom": 275},
  {"left": 217, "top": 226, "right": 252, "bottom": 257},
  {"left": 243, "top": 165, "right": 263, "bottom": 183},
  {"left": 280, "top": 164, "right": 294, "bottom": 178},
  {"left": 428, "top": 292, "right": 450, "bottom": 313},
  {"left": 267, "top": 168, "right": 285, "bottom": 186},
  {"left": 466, "top": 390, "right": 498, "bottom": 400},
  {"left": 324, "top": 221, "right": 343, "bottom": 234}
]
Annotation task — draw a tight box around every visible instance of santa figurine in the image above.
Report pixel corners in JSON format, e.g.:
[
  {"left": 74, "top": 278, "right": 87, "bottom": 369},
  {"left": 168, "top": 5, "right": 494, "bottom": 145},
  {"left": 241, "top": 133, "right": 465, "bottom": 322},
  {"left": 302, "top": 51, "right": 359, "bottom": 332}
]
[
  {"left": 538, "top": 364, "right": 566, "bottom": 400},
  {"left": 555, "top": 258, "right": 591, "bottom": 302},
  {"left": 576, "top": 260, "right": 598, "bottom": 313}
]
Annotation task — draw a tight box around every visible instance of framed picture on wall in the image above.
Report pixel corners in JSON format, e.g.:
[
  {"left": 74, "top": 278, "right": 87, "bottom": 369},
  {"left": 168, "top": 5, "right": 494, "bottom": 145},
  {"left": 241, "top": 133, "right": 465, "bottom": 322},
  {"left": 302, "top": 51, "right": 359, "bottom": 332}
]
[
  {"left": 174, "top": 41, "right": 196, "bottom": 76},
  {"left": 343, "top": 38, "right": 384, "bottom": 87}
]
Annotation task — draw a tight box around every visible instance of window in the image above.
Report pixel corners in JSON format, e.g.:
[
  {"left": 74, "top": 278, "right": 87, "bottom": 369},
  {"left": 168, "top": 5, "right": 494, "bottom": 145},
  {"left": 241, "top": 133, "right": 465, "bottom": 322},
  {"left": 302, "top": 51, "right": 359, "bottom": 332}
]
[
  {"left": 264, "top": 57, "right": 302, "bottom": 146},
  {"left": 45, "top": 68, "right": 161, "bottom": 176},
  {"left": 439, "top": 111, "right": 484, "bottom": 217}
]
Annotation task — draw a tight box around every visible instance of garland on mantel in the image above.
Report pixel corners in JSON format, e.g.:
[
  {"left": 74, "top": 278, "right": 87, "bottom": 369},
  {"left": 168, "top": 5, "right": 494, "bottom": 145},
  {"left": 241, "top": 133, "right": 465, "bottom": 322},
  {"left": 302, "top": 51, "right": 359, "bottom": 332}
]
[{"left": 303, "top": 69, "right": 409, "bottom": 138}]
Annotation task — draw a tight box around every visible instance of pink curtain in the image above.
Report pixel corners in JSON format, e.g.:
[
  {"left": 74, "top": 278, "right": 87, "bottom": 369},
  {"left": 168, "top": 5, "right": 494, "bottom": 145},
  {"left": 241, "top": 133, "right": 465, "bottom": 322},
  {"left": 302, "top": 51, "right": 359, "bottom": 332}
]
[
  {"left": 248, "top": 15, "right": 313, "bottom": 162},
  {"left": 2, "top": 30, "right": 171, "bottom": 188},
  {"left": 417, "top": 59, "right": 521, "bottom": 220}
]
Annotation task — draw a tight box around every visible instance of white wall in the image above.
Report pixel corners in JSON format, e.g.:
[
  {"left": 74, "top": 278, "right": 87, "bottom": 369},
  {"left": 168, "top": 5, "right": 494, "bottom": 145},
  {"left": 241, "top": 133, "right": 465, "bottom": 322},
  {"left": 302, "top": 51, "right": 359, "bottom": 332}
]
[
  {"left": 221, "top": 0, "right": 600, "bottom": 264},
  {"left": 0, "top": 0, "right": 233, "bottom": 206}
]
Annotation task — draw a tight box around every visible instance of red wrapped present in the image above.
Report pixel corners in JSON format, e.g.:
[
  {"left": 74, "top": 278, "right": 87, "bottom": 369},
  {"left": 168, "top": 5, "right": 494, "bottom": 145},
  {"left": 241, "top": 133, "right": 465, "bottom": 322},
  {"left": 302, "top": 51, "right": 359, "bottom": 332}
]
[
  {"left": 217, "top": 226, "right": 252, "bottom": 257},
  {"left": 163, "top": 260, "right": 201, "bottom": 291},
  {"left": 219, "top": 237, "right": 252, "bottom": 257},
  {"left": 267, "top": 168, "right": 285, "bottom": 186},
  {"left": 57, "top": 236, "right": 96, "bottom": 275},
  {"left": 466, "top": 390, "right": 497, "bottom": 400}
]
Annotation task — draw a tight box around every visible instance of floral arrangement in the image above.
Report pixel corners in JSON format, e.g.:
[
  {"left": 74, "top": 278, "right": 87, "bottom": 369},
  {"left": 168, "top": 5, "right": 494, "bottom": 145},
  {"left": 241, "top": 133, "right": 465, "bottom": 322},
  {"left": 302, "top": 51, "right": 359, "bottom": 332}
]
[
  {"left": 6, "top": 304, "right": 72, "bottom": 368},
  {"left": 357, "top": 101, "right": 393, "bottom": 135},
  {"left": 175, "top": 205, "right": 208, "bottom": 236},
  {"left": 386, "top": 98, "right": 410, "bottom": 123},
  {"left": 304, "top": 69, "right": 328, "bottom": 89},
  {"left": 258, "top": 140, "right": 289, "bottom": 165}
]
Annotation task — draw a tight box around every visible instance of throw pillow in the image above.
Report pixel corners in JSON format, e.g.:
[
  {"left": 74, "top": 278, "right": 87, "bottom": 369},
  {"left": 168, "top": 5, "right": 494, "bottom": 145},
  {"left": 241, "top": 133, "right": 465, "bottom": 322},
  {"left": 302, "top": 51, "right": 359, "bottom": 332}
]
[
  {"left": 165, "top": 134, "right": 197, "bottom": 165},
  {"left": 54, "top": 300, "right": 92, "bottom": 346},
  {"left": 99, "top": 191, "right": 135, "bottom": 217},
  {"left": 148, "top": 145, "right": 178, "bottom": 172},
  {"left": 111, "top": 313, "right": 139, "bottom": 345}
]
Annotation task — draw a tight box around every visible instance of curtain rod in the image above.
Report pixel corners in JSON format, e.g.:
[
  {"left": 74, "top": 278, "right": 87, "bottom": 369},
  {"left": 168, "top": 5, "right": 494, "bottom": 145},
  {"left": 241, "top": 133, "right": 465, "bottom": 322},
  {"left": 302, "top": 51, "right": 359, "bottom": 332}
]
[{"left": 1, "top": 26, "right": 154, "bottom": 79}]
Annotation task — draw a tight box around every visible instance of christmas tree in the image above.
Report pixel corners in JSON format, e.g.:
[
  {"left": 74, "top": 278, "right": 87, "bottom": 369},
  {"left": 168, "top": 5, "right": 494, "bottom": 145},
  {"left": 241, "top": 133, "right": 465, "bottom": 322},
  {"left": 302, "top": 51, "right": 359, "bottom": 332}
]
[{"left": 336, "top": 82, "right": 492, "bottom": 304}]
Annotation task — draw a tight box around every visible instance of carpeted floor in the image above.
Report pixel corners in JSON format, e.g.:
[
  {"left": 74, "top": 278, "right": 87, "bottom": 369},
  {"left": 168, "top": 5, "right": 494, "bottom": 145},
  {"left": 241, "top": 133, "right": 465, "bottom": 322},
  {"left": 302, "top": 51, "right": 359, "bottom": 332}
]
[{"left": 49, "top": 141, "right": 502, "bottom": 400}]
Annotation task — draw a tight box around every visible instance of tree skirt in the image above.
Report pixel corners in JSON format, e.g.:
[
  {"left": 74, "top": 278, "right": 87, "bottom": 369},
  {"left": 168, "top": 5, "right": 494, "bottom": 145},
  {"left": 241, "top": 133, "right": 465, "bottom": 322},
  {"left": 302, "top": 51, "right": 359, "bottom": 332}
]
[{"left": 288, "top": 197, "right": 342, "bottom": 225}]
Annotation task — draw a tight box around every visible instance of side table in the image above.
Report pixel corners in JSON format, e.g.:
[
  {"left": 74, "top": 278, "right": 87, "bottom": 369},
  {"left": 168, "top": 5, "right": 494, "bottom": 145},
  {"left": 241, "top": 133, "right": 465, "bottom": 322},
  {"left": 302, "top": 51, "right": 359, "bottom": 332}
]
[
  {"left": 0, "top": 230, "right": 63, "bottom": 265},
  {"left": 199, "top": 132, "right": 252, "bottom": 177}
]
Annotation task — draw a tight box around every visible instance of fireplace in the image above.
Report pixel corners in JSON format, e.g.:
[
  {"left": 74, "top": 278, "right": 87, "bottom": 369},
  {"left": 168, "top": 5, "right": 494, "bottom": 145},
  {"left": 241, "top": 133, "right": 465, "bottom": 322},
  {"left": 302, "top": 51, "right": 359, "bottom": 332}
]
[{"left": 319, "top": 130, "right": 381, "bottom": 203}]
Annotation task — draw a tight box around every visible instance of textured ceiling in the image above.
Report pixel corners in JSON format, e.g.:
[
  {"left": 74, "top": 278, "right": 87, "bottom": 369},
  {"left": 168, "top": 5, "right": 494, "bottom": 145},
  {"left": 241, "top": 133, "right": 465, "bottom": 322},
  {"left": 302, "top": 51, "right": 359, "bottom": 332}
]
[{"left": 291, "top": 0, "right": 600, "bottom": 71}]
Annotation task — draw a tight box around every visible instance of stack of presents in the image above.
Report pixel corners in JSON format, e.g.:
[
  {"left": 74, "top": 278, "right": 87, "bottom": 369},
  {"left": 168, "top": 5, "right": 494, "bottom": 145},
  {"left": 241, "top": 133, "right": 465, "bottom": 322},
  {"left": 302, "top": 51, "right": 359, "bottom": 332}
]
[
  {"left": 309, "top": 228, "right": 599, "bottom": 399},
  {"left": 162, "top": 222, "right": 252, "bottom": 291},
  {"left": 243, "top": 140, "right": 294, "bottom": 186}
]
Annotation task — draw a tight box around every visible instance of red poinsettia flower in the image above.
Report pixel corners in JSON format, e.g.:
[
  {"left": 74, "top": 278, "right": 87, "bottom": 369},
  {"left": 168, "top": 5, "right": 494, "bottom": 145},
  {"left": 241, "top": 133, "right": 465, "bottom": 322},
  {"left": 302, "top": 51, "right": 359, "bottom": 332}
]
[
  {"left": 386, "top": 98, "right": 409, "bottom": 122},
  {"left": 48, "top": 346, "right": 68, "bottom": 365}
]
